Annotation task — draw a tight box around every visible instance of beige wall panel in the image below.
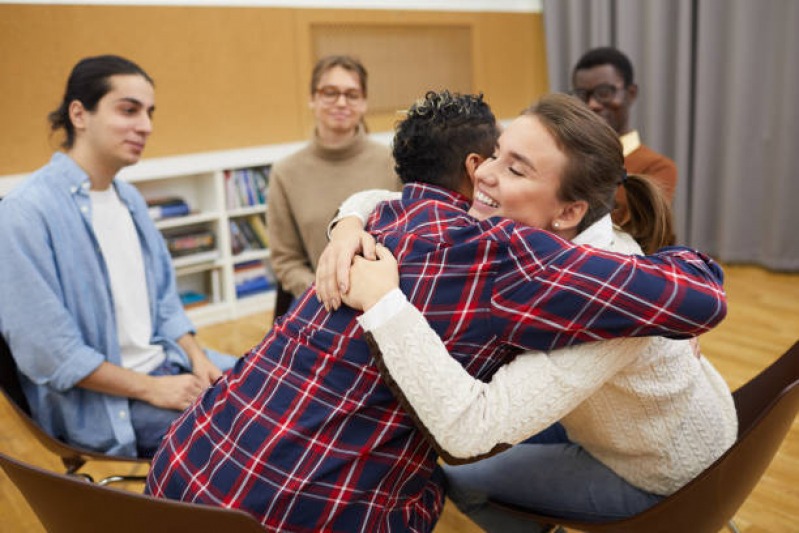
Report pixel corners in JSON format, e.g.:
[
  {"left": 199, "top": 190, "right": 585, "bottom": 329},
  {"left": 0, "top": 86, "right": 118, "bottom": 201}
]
[
  {"left": 0, "top": 5, "right": 302, "bottom": 175},
  {"left": 0, "top": 6, "right": 547, "bottom": 176},
  {"left": 312, "top": 24, "right": 473, "bottom": 115},
  {"left": 292, "top": 9, "right": 482, "bottom": 135},
  {"left": 472, "top": 12, "right": 549, "bottom": 119}
]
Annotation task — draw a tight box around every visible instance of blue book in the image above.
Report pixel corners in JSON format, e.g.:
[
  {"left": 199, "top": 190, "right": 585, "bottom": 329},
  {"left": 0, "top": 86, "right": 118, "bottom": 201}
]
[{"left": 149, "top": 202, "right": 189, "bottom": 220}]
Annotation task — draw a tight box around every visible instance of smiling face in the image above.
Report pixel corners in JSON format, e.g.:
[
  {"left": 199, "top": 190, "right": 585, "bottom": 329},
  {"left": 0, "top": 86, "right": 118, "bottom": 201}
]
[
  {"left": 468, "top": 115, "right": 569, "bottom": 231},
  {"left": 310, "top": 66, "right": 367, "bottom": 138},
  {"left": 73, "top": 74, "right": 155, "bottom": 171},
  {"left": 572, "top": 64, "right": 636, "bottom": 135}
]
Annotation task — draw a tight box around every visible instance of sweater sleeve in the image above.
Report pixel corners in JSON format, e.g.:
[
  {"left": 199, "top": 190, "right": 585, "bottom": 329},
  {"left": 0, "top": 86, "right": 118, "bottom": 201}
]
[
  {"left": 267, "top": 167, "right": 316, "bottom": 297},
  {"left": 360, "top": 293, "right": 644, "bottom": 463},
  {"left": 327, "top": 189, "right": 402, "bottom": 237}
]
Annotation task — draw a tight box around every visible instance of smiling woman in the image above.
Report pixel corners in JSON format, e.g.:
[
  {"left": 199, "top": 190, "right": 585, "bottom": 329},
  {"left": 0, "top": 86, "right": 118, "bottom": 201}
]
[{"left": 266, "top": 55, "right": 401, "bottom": 300}]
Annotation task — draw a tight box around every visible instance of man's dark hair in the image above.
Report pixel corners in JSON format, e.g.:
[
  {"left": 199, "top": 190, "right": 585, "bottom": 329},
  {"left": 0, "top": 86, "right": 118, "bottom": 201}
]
[
  {"left": 572, "top": 47, "right": 635, "bottom": 86},
  {"left": 392, "top": 91, "right": 498, "bottom": 190},
  {"left": 48, "top": 55, "right": 154, "bottom": 149}
]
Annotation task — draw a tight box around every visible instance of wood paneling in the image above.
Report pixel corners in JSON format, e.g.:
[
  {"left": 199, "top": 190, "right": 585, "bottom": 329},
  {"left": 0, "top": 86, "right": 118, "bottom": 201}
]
[
  {"left": 0, "top": 5, "right": 547, "bottom": 176},
  {"left": 313, "top": 24, "right": 473, "bottom": 114}
]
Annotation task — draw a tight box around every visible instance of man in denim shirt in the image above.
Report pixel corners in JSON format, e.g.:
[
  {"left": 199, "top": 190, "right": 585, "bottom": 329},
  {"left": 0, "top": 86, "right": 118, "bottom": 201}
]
[{"left": 0, "top": 55, "right": 236, "bottom": 457}]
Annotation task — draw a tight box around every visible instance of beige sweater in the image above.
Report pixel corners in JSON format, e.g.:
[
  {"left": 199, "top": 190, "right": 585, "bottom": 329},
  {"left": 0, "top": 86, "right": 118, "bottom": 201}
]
[
  {"left": 267, "top": 128, "right": 400, "bottom": 297},
  {"left": 357, "top": 214, "right": 737, "bottom": 496}
]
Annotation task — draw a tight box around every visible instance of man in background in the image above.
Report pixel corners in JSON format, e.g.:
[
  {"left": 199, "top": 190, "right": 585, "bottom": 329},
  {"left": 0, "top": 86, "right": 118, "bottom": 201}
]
[{"left": 571, "top": 46, "right": 677, "bottom": 225}]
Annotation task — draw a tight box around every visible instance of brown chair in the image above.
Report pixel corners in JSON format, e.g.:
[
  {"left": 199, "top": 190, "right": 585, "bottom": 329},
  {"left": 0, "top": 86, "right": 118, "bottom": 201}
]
[
  {"left": 0, "top": 335, "right": 149, "bottom": 484},
  {"left": 488, "top": 339, "right": 799, "bottom": 533},
  {"left": 0, "top": 450, "right": 265, "bottom": 533},
  {"left": 271, "top": 280, "right": 294, "bottom": 326}
]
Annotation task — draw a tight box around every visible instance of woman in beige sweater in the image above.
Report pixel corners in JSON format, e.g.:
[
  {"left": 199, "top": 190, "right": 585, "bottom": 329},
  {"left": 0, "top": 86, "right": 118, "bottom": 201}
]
[
  {"left": 319, "top": 95, "right": 736, "bottom": 532},
  {"left": 267, "top": 55, "right": 400, "bottom": 299}
]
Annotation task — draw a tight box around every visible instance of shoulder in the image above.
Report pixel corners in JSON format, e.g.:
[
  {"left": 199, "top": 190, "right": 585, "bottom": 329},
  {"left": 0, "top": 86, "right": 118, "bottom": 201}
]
[
  {"left": 1, "top": 166, "right": 62, "bottom": 218},
  {"left": 627, "top": 144, "right": 676, "bottom": 171},
  {"left": 362, "top": 137, "right": 391, "bottom": 156},
  {"left": 609, "top": 228, "right": 644, "bottom": 255},
  {"left": 272, "top": 143, "right": 313, "bottom": 173}
]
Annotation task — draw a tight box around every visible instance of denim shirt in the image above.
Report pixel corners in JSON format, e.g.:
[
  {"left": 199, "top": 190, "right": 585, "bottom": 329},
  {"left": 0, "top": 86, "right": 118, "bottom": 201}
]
[{"left": 0, "top": 152, "right": 194, "bottom": 456}]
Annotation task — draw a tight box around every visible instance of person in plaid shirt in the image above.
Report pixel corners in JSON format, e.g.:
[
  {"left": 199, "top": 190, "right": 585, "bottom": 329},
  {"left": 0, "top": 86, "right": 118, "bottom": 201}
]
[{"left": 146, "top": 92, "right": 727, "bottom": 532}]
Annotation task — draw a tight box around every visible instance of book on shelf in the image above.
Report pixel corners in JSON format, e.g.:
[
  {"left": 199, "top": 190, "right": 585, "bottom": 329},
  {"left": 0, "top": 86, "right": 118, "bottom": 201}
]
[
  {"left": 179, "top": 290, "right": 209, "bottom": 309},
  {"left": 225, "top": 166, "right": 270, "bottom": 210},
  {"left": 146, "top": 196, "right": 191, "bottom": 220},
  {"left": 164, "top": 226, "right": 216, "bottom": 257},
  {"left": 247, "top": 215, "right": 269, "bottom": 247},
  {"left": 233, "top": 260, "right": 275, "bottom": 298},
  {"left": 229, "top": 217, "right": 268, "bottom": 255}
]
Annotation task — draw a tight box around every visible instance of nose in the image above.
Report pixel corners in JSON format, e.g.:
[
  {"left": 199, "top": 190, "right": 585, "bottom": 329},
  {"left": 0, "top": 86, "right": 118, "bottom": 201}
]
[
  {"left": 333, "top": 92, "right": 348, "bottom": 106},
  {"left": 138, "top": 113, "right": 153, "bottom": 135},
  {"left": 475, "top": 160, "right": 498, "bottom": 186}
]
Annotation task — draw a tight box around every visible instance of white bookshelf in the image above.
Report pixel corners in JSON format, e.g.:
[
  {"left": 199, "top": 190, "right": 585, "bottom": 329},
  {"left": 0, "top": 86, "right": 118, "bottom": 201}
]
[
  {"left": 0, "top": 134, "right": 394, "bottom": 327},
  {"left": 124, "top": 146, "right": 295, "bottom": 327}
]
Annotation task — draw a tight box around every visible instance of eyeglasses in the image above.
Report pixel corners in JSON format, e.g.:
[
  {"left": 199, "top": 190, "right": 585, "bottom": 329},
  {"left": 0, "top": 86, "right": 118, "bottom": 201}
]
[
  {"left": 315, "top": 86, "right": 364, "bottom": 105},
  {"left": 571, "top": 83, "right": 625, "bottom": 104}
]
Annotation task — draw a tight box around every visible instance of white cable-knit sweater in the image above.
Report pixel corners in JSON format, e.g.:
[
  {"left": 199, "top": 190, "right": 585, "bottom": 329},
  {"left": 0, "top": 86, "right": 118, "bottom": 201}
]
[{"left": 342, "top": 191, "right": 737, "bottom": 496}]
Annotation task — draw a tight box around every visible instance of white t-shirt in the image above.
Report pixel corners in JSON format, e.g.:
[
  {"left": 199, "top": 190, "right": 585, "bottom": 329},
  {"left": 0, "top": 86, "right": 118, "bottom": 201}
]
[{"left": 90, "top": 186, "right": 165, "bottom": 374}]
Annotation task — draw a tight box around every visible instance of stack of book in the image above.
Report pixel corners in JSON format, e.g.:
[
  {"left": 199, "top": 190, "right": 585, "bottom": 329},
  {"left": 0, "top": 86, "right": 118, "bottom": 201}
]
[
  {"left": 225, "top": 166, "right": 270, "bottom": 209},
  {"left": 179, "top": 291, "right": 208, "bottom": 309},
  {"left": 229, "top": 215, "right": 269, "bottom": 255},
  {"left": 147, "top": 196, "right": 190, "bottom": 220},
  {"left": 164, "top": 226, "right": 216, "bottom": 257},
  {"left": 234, "top": 260, "right": 275, "bottom": 298}
]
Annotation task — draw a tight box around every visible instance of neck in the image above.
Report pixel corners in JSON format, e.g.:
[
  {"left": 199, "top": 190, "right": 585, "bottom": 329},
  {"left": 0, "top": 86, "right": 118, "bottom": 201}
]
[
  {"left": 317, "top": 125, "right": 358, "bottom": 148},
  {"left": 67, "top": 144, "right": 120, "bottom": 190},
  {"left": 554, "top": 227, "right": 579, "bottom": 241}
]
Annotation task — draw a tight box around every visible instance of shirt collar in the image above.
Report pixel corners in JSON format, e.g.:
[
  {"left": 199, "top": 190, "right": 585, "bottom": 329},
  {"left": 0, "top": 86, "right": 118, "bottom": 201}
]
[
  {"left": 402, "top": 182, "right": 472, "bottom": 212},
  {"left": 51, "top": 152, "right": 93, "bottom": 194},
  {"left": 50, "top": 152, "right": 136, "bottom": 211},
  {"left": 572, "top": 214, "right": 614, "bottom": 249},
  {"left": 620, "top": 130, "right": 641, "bottom": 157}
]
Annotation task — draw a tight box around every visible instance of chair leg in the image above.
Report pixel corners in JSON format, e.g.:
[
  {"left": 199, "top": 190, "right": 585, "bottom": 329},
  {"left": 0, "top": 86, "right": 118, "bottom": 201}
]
[
  {"left": 727, "top": 519, "right": 741, "bottom": 533},
  {"left": 97, "top": 474, "right": 148, "bottom": 486}
]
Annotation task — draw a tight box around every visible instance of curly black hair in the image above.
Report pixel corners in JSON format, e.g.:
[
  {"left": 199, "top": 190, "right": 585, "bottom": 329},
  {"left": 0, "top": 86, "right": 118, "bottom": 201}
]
[{"left": 392, "top": 91, "right": 499, "bottom": 191}]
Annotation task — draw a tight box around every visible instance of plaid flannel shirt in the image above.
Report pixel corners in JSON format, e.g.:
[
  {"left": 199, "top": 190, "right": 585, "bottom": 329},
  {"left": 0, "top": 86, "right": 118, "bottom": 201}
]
[{"left": 146, "top": 184, "right": 726, "bottom": 532}]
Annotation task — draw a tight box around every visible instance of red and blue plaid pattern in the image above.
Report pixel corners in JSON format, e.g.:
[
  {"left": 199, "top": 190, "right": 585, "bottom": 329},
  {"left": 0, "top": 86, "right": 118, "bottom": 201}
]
[{"left": 146, "top": 184, "right": 726, "bottom": 532}]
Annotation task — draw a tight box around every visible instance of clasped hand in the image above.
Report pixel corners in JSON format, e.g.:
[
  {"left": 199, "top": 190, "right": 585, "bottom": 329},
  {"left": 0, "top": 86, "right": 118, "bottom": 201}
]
[{"left": 316, "top": 217, "right": 399, "bottom": 312}]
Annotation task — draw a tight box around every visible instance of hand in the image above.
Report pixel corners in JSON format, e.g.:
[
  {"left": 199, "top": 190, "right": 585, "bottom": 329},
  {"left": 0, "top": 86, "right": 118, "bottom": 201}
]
[
  {"left": 177, "top": 333, "right": 222, "bottom": 387},
  {"left": 143, "top": 373, "right": 206, "bottom": 411},
  {"left": 690, "top": 337, "right": 702, "bottom": 359},
  {"left": 341, "top": 244, "right": 399, "bottom": 312},
  {"left": 316, "top": 216, "right": 376, "bottom": 311},
  {"left": 190, "top": 351, "right": 223, "bottom": 387}
]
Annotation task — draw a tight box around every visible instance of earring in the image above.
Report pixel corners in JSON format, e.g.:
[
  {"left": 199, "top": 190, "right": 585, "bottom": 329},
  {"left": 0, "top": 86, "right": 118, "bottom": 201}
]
[{"left": 552, "top": 222, "right": 560, "bottom": 229}]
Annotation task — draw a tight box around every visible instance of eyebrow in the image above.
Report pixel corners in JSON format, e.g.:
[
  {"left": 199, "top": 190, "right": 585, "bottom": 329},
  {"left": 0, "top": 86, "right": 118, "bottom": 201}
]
[
  {"left": 508, "top": 150, "right": 535, "bottom": 171},
  {"left": 116, "top": 97, "right": 156, "bottom": 114}
]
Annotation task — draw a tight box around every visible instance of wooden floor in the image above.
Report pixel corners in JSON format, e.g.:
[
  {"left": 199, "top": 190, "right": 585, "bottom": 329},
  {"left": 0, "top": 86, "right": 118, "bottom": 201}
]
[{"left": 1, "top": 264, "right": 797, "bottom": 532}]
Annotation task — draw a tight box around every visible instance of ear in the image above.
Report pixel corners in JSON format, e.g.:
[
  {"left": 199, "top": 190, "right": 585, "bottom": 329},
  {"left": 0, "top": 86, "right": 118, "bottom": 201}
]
[
  {"left": 626, "top": 83, "right": 638, "bottom": 103},
  {"left": 464, "top": 152, "right": 485, "bottom": 187},
  {"left": 553, "top": 200, "right": 588, "bottom": 233},
  {"left": 68, "top": 100, "right": 87, "bottom": 132}
]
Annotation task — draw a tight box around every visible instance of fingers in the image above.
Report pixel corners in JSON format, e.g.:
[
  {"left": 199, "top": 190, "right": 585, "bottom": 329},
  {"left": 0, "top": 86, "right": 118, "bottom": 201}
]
[
  {"left": 361, "top": 234, "right": 377, "bottom": 261},
  {"left": 316, "top": 250, "right": 340, "bottom": 311},
  {"left": 374, "top": 243, "right": 395, "bottom": 263},
  {"left": 336, "top": 252, "right": 353, "bottom": 298}
]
